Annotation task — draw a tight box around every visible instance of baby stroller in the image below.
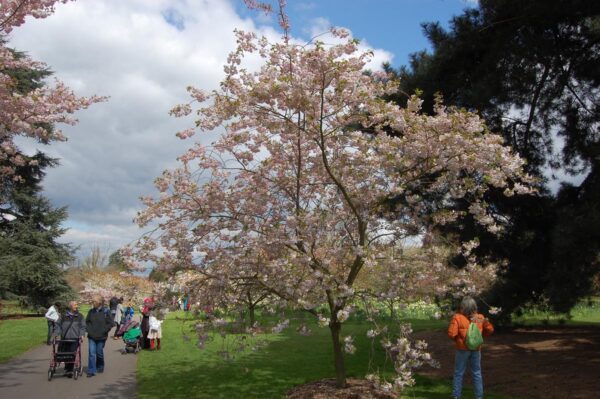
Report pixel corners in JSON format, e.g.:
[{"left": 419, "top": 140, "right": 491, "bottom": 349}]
[
  {"left": 115, "top": 318, "right": 139, "bottom": 337},
  {"left": 121, "top": 326, "right": 142, "bottom": 354},
  {"left": 48, "top": 337, "right": 82, "bottom": 380}
]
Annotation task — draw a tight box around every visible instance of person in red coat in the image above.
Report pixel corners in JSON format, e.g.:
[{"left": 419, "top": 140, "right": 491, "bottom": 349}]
[
  {"left": 140, "top": 297, "right": 154, "bottom": 349},
  {"left": 447, "top": 296, "right": 494, "bottom": 399}
]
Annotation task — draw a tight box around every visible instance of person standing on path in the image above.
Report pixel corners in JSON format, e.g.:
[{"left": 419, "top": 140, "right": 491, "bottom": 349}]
[
  {"left": 140, "top": 297, "right": 153, "bottom": 349},
  {"left": 112, "top": 297, "right": 124, "bottom": 339},
  {"left": 45, "top": 302, "right": 61, "bottom": 345},
  {"left": 447, "top": 296, "right": 494, "bottom": 399},
  {"left": 109, "top": 296, "right": 119, "bottom": 322},
  {"left": 55, "top": 300, "right": 86, "bottom": 377},
  {"left": 86, "top": 296, "right": 113, "bottom": 377}
]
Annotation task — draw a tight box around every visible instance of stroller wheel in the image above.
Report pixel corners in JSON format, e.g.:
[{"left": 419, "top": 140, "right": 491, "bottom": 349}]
[
  {"left": 47, "top": 368, "right": 53, "bottom": 381},
  {"left": 73, "top": 370, "right": 79, "bottom": 380}
]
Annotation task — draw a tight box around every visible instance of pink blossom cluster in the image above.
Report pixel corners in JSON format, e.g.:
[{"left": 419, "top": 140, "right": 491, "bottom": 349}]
[
  {"left": 0, "top": 0, "right": 72, "bottom": 33},
  {"left": 365, "top": 323, "right": 438, "bottom": 393}
]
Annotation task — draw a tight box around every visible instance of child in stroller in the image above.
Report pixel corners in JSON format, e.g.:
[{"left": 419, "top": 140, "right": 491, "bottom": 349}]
[
  {"left": 121, "top": 326, "right": 142, "bottom": 354},
  {"left": 116, "top": 314, "right": 141, "bottom": 354}
]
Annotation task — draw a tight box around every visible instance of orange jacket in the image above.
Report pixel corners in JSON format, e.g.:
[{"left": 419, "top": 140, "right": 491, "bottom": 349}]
[{"left": 447, "top": 312, "right": 494, "bottom": 350}]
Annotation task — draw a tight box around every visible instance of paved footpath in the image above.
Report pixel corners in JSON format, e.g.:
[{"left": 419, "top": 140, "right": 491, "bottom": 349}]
[{"left": 0, "top": 327, "right": 137, "bottom": 399}]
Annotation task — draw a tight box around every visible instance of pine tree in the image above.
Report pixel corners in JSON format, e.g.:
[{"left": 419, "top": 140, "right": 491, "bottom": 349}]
[
  {"left": 0, "top": 152, "right": 75, "bottom": 308},
  {"left": 390, "top": 0, "right": 600, "bottom": 315}
]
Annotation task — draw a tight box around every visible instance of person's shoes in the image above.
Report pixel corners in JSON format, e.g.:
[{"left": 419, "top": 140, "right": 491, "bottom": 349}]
[
  {"left": 97, "top": 368, "right": 104, "bottom": 373},
  {"left": 86, "top": 373, "right": 95, "bottom": 378}
]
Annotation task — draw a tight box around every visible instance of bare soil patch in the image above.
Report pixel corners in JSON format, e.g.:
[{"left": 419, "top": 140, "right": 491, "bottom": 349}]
[
  {"left": 286, "top": 378, "right": 395, "bottom": 399},
  {"left": 415, "top": 327, "right": 600, "bottom": 399}
]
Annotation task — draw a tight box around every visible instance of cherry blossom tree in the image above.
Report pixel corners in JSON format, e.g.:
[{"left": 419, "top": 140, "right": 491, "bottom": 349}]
[
  {"left": 0, "top": 0, "right": 104, "bottom": 184},
  {"left": 80, "top": 269, "right": 157, "bottom": 305},
  {"left": 166, "top": 265, "right": 272, "bottom": 327},
  {"left": 131, "top": 23, "right": 533, "bottom": 390}
]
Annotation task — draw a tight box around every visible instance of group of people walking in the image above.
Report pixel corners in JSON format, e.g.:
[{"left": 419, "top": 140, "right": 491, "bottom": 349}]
[{"left": 45, "top": 295, "right": 163, "bottom": 378}]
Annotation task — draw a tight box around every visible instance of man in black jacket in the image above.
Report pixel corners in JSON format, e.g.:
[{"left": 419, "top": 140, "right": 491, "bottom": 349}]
[{"left": 85, "top": 296, "right": 113, "bottom": 377}]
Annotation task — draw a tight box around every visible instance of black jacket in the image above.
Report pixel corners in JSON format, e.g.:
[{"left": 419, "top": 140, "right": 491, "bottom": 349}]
[
  {"left": 86, "top": 306, "right": 113, "bottom": 340},
  {"left": 109, "top": 297, "right": 119, "bottom": 311}
]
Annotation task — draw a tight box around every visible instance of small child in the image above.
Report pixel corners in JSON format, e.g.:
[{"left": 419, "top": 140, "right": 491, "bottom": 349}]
[
  {"left": 123, "top": 303, "right": 135, "bottom": 322},
  {"left": 148, "top": 312, "right": 162, "bottom": 350}
]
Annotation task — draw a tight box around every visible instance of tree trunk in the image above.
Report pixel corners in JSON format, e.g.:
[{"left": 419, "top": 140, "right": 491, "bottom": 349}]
[
  {"left": 329, "top": 321, "right": 347, "bottom": 388},
  {"left": 389, "top": 301, "right": 396, "bottom": 320},
  {"left": 248, "top": 304, "right": 256, "bottom": 327}
]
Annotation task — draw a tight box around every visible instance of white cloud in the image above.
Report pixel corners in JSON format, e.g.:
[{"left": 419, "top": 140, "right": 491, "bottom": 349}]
[
  {"left": 294, "top": 2, "right": 317, "bottom": 12},
  {"left": 303, "top": 17, "right": 394, "bottom": 70},
  {"left": 7, "top": 0, "right": 395, "bottom": 259}
]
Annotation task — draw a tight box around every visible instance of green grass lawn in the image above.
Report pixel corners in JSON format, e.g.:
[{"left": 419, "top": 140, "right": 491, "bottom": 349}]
[
  {"left": 0, "top": 317, "right": 47, "bottom": 363},
  {"left": 137, "top": 311, "right": 511, "bottom": 399},
  {"left": 138, "top": 298, "right": 600, "bottom": 399},
  {"left": 511, "top": 297, "right": 600, "bottom": 327},
  {"left": 137, "top": 312, "right": 374, "bottom": 398}
]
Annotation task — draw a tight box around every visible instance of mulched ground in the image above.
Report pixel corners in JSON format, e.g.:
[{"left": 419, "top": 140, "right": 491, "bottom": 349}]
[
  {"left": 287, "top": 378, "right": 395, "bottom": 399},
  {"left": 415, "top": 327, "right": 600, "bottom": 399}
]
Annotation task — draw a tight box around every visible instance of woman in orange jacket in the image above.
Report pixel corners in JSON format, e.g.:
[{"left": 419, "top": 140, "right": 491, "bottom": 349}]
[{"left": 447, "top": 296, "right": 494, "bottom": 399}]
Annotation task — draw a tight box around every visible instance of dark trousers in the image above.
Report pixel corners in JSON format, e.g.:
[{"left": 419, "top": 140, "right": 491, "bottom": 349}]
[
  {"left": 59, "top": 341, "right": 79, "bottom": 371},
  {"left": 47, "top": 320, "right": 56, "bottom": 345},
  {"left": 113, "top": 321, "right": 120, "bottom": 337}
]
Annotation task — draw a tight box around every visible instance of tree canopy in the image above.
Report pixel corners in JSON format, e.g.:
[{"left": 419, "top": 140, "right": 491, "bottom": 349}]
[{"left": 391, "top": 0, "right": 600, "bottom": 314}]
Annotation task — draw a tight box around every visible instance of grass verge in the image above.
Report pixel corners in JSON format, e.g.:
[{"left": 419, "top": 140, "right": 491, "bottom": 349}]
[{"left": 0, "top": 317, "right": 47, "bottom": 363}]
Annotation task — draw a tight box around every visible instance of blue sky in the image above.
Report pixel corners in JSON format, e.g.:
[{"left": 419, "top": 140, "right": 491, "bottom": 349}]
[{"left": 235, "top": 0, "right": 477, "bottom": 68}]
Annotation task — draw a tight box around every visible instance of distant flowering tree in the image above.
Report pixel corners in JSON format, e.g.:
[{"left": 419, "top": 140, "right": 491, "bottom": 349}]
[
  {"left": 0, "top": 0, "right": 104, "bottom": 185},
  {"left": 167, "top": 264, "right": 273, "bottom": 327},
  {"left": 131, "top": 12, "right": 533, "bottom": 391},
  {"left": 80, "top": 270, "right": 156, "bottom": 304}
]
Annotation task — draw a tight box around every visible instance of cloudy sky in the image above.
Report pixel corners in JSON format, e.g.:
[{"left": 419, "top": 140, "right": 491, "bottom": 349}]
[{"left": 8, "top": 0, "right": 475, "bottom": 259}]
